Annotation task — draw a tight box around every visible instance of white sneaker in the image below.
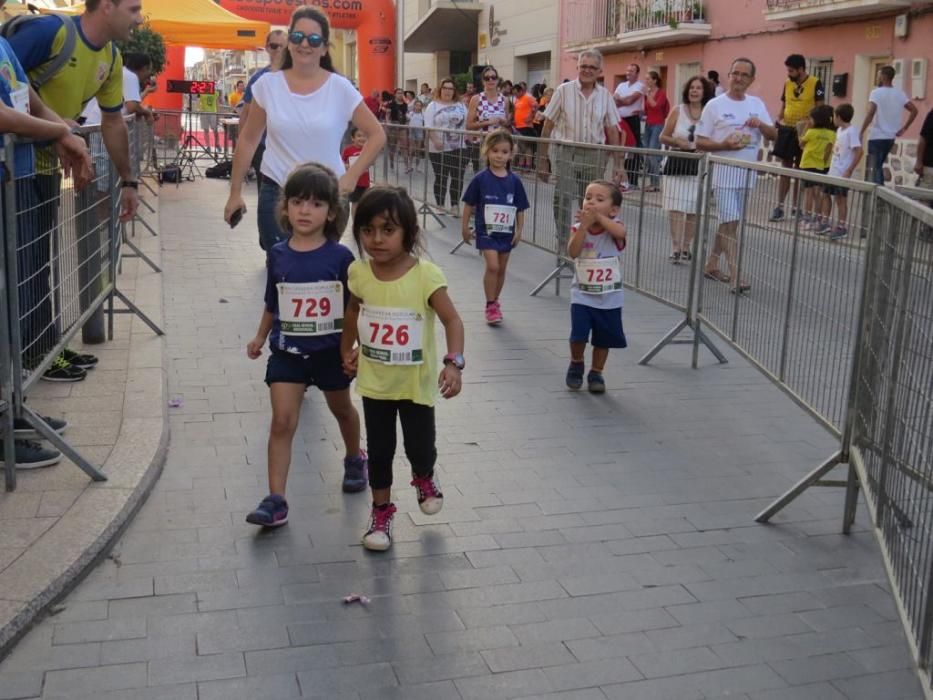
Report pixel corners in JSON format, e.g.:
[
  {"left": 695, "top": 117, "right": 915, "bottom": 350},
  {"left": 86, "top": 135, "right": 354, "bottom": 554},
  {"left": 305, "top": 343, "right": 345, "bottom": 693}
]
[
  {"left": 411, "top": 474, "right": 444, "bottom": 515},
  {"left": 361, "top": 503, "right": 397, "bottom": 551}
]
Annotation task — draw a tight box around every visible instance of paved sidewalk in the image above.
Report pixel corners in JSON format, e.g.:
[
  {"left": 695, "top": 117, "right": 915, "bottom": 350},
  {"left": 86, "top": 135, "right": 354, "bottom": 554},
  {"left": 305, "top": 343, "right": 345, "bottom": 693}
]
[
  {"left": 0, "top": 188, "right": 165, "bottom": 653},
  {"left": 0, "top": 178, "right": 923, "bottom": 700}
]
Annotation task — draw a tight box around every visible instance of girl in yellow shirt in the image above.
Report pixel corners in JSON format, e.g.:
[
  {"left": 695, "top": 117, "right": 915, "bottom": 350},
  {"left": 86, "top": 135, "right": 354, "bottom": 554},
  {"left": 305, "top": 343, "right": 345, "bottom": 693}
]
[
  {"left": 797, "top": 105, "right": 836, "bottom": 232},
  {"left": 341, "top": 186, "right": 465, "bottom": 551}
]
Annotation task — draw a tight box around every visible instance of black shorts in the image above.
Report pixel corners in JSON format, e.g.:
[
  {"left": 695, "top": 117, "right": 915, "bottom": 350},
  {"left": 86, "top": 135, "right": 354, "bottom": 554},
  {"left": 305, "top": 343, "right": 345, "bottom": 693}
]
[
  {"left": 772, "top": 125, "right": 801, "bottom": 163},
  {"left": 264, "top": 347, "right": 351, "bottom": 391},
  {"left": 349, "top": 185, "right": 369, "bottom": 203},
  {"left": 800, "top": 167, "right": 828, "bottom": 188},
  {"left": 823, "top": 184, "right": 849, "bottom": 197}
]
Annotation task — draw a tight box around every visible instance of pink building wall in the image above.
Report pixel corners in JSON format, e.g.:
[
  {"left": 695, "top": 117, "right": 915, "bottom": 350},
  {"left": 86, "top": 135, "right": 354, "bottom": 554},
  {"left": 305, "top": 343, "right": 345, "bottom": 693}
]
[{"left": 558, "top": 0, "right": 933, "bottom": 139}]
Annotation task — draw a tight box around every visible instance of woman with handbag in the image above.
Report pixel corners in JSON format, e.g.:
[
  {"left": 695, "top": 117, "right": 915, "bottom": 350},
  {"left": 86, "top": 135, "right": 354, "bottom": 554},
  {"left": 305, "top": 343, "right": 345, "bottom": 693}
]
[{"left": 660, "top": 75, "right": 714, "bottom": 261}]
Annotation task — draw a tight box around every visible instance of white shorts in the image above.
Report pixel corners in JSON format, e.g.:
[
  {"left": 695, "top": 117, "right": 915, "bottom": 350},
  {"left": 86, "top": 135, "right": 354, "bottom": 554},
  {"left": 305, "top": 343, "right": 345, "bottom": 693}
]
[{"left": 715, "top": 187, "right": 750, "bottom": 224}]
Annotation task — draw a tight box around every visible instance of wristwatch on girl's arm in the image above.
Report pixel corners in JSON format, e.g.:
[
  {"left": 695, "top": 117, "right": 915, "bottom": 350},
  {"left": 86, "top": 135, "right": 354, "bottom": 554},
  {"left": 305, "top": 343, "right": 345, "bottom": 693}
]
[{"left": 443, "top": 353, "right": 465, "bottom": 370}]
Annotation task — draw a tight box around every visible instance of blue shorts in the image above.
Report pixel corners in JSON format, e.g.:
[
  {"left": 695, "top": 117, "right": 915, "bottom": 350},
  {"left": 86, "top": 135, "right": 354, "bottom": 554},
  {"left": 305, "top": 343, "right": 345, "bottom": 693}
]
[
  {"left": 264, "top": 347, "right": 351, "bottom": 391},
  {"left": 475, "top": 234, "right": 514, "bottom": 253},
  {"left": 569, "top": 304, "right": 627, "bottom": 349}
]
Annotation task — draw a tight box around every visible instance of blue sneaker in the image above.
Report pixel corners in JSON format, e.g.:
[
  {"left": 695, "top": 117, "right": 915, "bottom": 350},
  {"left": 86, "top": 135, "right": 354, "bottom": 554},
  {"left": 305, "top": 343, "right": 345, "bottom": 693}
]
[
  {"left": 245, "top": 494, "right": 288, "bottom": 528},
  {"left": 342, "top": 451, "right": 369, "bottom": 493},
  {"left": 587, "top": 371, "right": 606, "bottom": 394},
  {"left": 566, "top": 361, "right": 584, "bottom": 390}
]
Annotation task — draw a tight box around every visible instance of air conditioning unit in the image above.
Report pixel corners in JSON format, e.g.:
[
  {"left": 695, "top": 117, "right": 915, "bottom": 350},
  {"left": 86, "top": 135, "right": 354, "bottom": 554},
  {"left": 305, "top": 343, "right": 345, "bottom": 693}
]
[
  {"left": 911, "top": 58, "right": 928, "bottom": 99},
  {"left": 892, "top": 58, "right": 906, "bottom": 91}
]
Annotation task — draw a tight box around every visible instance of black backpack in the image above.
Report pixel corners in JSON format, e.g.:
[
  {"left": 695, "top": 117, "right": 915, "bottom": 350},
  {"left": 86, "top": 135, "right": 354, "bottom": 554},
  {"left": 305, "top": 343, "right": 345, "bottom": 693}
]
[{"left": 205, "top": 161, "right": 233, "bottom": 179}]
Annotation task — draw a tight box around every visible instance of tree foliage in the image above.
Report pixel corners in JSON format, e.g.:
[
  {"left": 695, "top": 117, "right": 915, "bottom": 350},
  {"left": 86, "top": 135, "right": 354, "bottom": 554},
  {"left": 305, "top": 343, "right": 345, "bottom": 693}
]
[{"left": 117, "top": 26, "right": 166, "bottom": 74}]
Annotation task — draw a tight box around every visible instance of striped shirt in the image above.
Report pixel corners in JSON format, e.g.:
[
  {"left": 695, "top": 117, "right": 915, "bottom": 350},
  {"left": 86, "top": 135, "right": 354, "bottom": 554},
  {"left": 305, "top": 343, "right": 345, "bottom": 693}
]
[{"left": 543, "top": 79, "right": 618, "bottom": 145}]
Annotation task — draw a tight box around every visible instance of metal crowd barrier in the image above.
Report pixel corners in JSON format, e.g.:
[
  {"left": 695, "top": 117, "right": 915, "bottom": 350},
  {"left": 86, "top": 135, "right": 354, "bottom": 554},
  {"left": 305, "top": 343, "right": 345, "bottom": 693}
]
[
  {"left": 374, "top": 123, "right": 724, "bottom": 358},
  {"left": 847, "top": 188, "right": 933, "bottom": 684},
  {"left": 374, "top": 123, "right": 933, "bottom": 688},
  {"left": 0, "top": 118, "right": 163, "bottom": 490}
]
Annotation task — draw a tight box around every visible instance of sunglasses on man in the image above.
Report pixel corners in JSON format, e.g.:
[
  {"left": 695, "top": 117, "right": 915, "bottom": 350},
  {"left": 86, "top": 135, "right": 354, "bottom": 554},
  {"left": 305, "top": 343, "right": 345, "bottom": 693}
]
[
  {"left": 267, "top": 42, "right": 283, "bottom": 51},
  {"left": 288, "top": 31, "right": 325, "bottom": 48}
]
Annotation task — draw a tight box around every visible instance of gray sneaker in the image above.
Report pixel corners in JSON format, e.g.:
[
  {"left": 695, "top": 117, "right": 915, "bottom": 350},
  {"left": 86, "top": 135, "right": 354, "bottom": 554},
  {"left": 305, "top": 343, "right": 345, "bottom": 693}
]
[
  {"left": 14, "top": 416, "right": 68, "bottom": 439},
  {"left": 0, "top": 440, "right": 62, "bottom": 470},
  {"left": 342, "top": 451, "right": 369, "bottom": 493}
]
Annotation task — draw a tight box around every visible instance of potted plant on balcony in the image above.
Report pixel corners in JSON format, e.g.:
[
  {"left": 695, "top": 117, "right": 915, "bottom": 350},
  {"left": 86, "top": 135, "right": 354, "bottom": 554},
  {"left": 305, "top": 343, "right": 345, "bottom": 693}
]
[{"left": 689, "top": 1, "right": 703, "bottom": 21}]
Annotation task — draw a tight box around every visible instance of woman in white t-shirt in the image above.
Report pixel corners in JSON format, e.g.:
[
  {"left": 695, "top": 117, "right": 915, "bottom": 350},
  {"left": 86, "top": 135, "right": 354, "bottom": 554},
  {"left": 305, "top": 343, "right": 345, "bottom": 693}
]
[{"left": 223, "top": 6, "right": 385, "bottom": 252}]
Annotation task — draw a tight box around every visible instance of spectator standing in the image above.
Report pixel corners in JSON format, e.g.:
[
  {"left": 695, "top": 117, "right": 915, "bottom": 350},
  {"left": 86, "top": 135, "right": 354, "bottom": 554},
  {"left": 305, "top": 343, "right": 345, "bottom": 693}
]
[
  {"left": 820, "top": 103, "right": 862, "bottom": 240},
  {"left": 240, "top": 30, "right": 287, "bottom": 188},
  {"left": 424, "top": 77, "right": 468, "bottom": 216},
  {"left": 537, "top": 49, "right": 621, "bottom": 241},
  {"left": 363, "top": 89, "right": 380, "bottom": 116},
  {"left": 408, "top": 98, "right": 426, "bottom": 171},
  {"left": 697, "top": 58, "right": 776, "bottom": 293},
  {"left": 467, "top": 64, "right": 510, "bottom": 175},
  {"left": 0, "top": 35, "right": 91, "bottom": 467},
  {"left": 386, "top": 88, "right": 409, "bottom": 171},
  {"left": 861, "top": 65, "right": 917, "bottom": 186},
  {"left": 228, "top": 79, "right": 245, "bottom": 109},
  {"left": 223, "top": 6, "right": 385, "bottom": 250},
  {"left": 643, "top": 70, "right": 669, "bottom": 192},
  {"left": 708, "top": 70, "right": 724, "bottom": 97},
  {"left": 614, "top": 63, "right": 645, "bottom": 188},
  {"left": 199, "top": 87, "right": 220, "bottom": 151},
  {"left": 417, "top": 82, "right": 432, "bottom": 106},
  {"left": 512, "top": 82, "right": 538, "bottom": 170},
  {"left": 770, "top": 54, "right": 825, "bottom": 222},
  {"left": 9, "top": 0, "right": 142, "bottom": 372},
  {"left": 660, "top": 75, "right": 713, "bottom": 260},
  {"left": 122, "top": 52, "right": 154, "bottom": 122},
  {"left": 462, "top": 82, "right": 477, "bottom": 107},
  {"left": 916, "top": 106, "right": 933, "bottom": 190}
]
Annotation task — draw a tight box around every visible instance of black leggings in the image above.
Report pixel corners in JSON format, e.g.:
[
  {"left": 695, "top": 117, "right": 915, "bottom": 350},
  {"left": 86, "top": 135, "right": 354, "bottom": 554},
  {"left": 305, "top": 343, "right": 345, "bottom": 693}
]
[
  {"left": 362, "top": 397, "right": 436, "bottom": 490},
  {"left": 429, "top": 148, "right": 466, "bottom": 208}
]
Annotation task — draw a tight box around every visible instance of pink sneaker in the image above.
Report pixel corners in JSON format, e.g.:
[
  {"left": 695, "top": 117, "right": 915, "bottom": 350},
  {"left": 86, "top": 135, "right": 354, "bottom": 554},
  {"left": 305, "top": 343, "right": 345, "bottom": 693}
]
[
  {"left": 411, "top": 473, "right": 444, "bottom": 515},
  {"left": 362, "top": 502, "right": 397, "bottom": 551},
  {"left": 485, "top": 303, "right": 502, "bottom": 325}
]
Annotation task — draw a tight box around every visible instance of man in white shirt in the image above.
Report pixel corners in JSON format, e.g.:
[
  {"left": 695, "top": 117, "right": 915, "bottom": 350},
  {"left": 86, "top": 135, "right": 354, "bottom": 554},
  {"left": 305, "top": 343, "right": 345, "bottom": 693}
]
[
  {"left": 537, "top": 49, "right": 621, "bottom": 242},
  {"left": 122, "top": 52, "right": 154, "bottom": 122},
  {"left": 860, "top": 65, "right": 918, "bottom": 185},
  {"left": 614, "top": 63, "right": 645, "bottom": 187},
  {"left": 696, "top": 57, "right": 777, "bottom": 292}
]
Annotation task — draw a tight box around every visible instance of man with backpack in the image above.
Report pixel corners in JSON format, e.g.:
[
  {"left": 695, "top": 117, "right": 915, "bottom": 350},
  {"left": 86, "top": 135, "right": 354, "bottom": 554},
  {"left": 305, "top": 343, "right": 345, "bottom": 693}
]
[
  {"left": 0, "top": 32, "right": 93, "bottom": 468},
  {"left": 5, "top": 0, "right": 143, "bottom": 378}
]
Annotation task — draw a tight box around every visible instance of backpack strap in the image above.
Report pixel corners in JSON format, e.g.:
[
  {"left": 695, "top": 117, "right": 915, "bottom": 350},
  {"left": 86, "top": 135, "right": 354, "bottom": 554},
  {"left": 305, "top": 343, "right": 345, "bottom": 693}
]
[{"left": 19, "top": 14, "right": 78, "bottom": 91}]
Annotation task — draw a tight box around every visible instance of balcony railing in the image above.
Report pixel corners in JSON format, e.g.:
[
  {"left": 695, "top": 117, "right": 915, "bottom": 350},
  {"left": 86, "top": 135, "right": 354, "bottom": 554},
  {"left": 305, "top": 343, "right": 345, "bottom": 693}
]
[
  {"left": 620, "top": 0, "right": 706, "bottom": 33},
  {"left": 764, "top": 0, "right": 923, "bottom": 22},
  {"left": 565, "top": 0, "right": 618, "bottom": 44}
]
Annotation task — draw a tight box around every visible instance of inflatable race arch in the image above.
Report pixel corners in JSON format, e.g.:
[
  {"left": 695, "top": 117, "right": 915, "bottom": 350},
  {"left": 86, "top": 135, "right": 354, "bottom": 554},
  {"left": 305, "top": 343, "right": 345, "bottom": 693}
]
[{"left": 217, "top": 0, "right": 396, "bottom": 96}]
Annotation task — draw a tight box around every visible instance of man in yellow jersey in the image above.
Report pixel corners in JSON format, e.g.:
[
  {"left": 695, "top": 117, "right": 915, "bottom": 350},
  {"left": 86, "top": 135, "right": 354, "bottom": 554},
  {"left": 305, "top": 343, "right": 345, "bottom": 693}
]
[
  {"left": 770, "top": 54, "right": 825, "bottom": 222},
  {"left": 199, "top": 87, "right": 220, "bottom": 151},
  {"left": 9, "top": 0, "right": 142, "bottom": 372}
]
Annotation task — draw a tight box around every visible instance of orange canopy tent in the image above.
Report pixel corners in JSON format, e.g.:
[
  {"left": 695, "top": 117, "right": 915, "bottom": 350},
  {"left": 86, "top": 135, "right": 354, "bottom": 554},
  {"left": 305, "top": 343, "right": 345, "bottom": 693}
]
[{"left": 44, "top": 0, "right": 271, "bottom": 50}]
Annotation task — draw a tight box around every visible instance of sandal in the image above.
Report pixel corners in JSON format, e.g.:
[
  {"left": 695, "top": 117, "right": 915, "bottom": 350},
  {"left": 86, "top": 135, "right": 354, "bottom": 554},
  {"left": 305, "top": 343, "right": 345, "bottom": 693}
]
[
  {"left": 731, "top": 281, "right": 752, "bottom": 294},
  {"left": 704, "top": 269, "right": 731, "bottom": 283},
  {"left": 681, "top": 250, "right": 692, "bottom": 261}
]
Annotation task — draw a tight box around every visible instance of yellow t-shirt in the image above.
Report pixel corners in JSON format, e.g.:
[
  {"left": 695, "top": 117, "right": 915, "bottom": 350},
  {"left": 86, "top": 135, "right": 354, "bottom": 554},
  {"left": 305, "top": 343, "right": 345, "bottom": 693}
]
[
  {"left": 781, "top": 75, "right": 822, "bottom": 125},
  {"left": 347, "top": 259, "right": 447, "bottom": 407},
  {"left": 800, "top": 127, "right": 836, "bottom": 170},
  {"left": 199, "top": 92, "right": 218, "bottom": 113},
  {"left": 229, "top": 90, "right": 244, "bottom": 107}
]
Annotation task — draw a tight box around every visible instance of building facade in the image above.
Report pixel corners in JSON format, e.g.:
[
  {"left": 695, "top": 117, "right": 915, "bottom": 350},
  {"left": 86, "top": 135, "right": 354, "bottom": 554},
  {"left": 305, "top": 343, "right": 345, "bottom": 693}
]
[
  {"left": 402, "top": 0, "right": 561, "bottom": 93},
  {"left": 561, "top": 0, "right": 933, "bottom": 184}
]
